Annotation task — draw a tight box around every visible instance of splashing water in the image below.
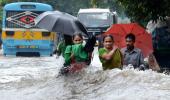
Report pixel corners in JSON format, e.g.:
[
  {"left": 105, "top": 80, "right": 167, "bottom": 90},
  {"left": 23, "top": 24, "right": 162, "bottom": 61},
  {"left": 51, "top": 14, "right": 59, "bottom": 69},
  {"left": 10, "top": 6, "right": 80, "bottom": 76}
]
[{"left": 0, "top": 49, "right": 170, "bottom": 100}]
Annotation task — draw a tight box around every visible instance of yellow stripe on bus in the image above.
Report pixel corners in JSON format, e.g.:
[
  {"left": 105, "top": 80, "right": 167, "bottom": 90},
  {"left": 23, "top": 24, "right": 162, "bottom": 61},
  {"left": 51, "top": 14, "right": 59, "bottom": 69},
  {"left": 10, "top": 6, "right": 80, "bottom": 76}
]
[{"left": 2, "top": 30, "right": 56, "bottom": 40}]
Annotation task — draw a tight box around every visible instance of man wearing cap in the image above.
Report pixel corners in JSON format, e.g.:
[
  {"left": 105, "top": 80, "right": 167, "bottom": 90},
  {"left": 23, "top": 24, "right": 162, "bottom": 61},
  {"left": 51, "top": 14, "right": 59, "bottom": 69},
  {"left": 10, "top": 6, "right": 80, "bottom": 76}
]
[{"left": 121, "top": 33, "right": 146, "bottom": 70}]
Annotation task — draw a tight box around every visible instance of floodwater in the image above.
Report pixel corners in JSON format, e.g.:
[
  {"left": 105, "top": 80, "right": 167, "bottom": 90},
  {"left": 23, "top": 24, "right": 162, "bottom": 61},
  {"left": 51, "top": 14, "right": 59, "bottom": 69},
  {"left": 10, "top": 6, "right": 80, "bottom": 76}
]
[{"left": 0, "top": 48, "right": 170, "bottom": 100}]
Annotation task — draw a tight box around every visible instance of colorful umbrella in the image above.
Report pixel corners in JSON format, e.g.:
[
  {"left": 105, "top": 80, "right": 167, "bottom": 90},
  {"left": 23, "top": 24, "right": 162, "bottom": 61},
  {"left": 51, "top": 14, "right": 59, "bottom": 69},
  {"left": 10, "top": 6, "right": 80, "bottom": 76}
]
[{"left": 105, "top": 23, "right": 153, "bottom": 57}]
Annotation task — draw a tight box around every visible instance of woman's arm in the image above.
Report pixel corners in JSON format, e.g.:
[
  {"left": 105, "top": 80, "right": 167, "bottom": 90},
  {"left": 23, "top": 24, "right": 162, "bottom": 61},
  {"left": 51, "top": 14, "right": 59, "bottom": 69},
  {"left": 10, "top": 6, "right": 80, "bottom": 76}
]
[{"left": 100, "top": 46, "right": 118, "bottom": 60}]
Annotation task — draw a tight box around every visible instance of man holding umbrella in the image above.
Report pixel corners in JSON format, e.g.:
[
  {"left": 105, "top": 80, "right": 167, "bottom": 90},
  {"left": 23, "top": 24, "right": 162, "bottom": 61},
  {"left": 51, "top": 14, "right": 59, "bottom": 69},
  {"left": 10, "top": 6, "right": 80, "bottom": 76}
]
[{"left": 121, "top": 33, "right": 146, "bottom": 70}]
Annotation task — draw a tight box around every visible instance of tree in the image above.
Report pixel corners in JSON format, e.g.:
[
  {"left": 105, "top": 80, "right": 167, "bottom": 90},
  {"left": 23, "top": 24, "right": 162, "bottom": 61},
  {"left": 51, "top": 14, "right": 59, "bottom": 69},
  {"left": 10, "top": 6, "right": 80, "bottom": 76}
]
[
  {"left": 0, "top": 0, "right": 124, "bottom": 28},
  {"left": 117, "top": 0, "right": 170, "bottom": 25},
  {"left": 0, "top": 0, "right": 7, "bottom": 28}
]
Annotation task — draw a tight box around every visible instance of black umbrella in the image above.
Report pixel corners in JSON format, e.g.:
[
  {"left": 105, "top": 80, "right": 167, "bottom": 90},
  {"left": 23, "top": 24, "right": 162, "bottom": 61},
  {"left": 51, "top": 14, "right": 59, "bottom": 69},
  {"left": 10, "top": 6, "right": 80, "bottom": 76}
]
[{"left": 34, "top": 11, "right": 89, "bottom": 37}]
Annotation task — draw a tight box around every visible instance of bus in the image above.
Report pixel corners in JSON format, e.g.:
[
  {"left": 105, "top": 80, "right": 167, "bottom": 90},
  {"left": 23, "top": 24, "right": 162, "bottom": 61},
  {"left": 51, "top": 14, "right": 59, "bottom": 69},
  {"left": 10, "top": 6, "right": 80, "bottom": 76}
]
[
  {"left": 1, "top": 2, "right": 56, "bottom": 56},
  {"left": 78, "top": 8, "right": 117, "bottom": 36},
  {"left": 77, "top": 8, "right": 117, "bottom": 46}
]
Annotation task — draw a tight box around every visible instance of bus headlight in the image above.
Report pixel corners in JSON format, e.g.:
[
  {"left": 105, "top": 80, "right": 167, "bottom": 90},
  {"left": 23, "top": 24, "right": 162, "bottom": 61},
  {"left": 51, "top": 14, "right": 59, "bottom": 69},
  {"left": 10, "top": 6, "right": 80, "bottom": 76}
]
[
  {"left": 6, "top": 31, "right": 14, "bottom": 36},
  {"left": 42, "top": 32, "right": 51, "bottom": 37}
]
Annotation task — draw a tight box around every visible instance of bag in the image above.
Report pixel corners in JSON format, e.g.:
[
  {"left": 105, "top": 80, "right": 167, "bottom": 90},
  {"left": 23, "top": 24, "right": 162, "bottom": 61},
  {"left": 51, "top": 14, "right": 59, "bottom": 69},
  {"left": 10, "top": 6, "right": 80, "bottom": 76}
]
[
  {"left": 83, "top": 35, "right": 96, "bottom": 65},
  {"left": 83, "top": 35, "right": 96, "bottom": 53}
]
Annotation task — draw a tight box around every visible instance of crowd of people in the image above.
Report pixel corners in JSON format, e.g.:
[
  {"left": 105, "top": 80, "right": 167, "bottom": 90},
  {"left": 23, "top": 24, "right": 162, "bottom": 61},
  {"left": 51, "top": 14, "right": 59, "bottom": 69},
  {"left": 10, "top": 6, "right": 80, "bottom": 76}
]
[{"left": 54, "top": 32, "right": 160, "bottom": 75}]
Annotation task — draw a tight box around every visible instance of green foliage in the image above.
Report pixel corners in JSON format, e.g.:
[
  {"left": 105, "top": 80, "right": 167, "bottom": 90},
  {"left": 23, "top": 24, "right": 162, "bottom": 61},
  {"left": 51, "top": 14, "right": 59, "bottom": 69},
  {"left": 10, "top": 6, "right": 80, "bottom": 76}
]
[
  {"left": 91, "top": 0, "right": 100, "bottom": 8},
  {"left": 0, "top": 0, "right": 125, "bottom": 29},
  {"left": 117, "top": 0, "right": 170, "bottom": 25},
  {"left": 53, "top": 0, "right": 91, "bottom": 16}
]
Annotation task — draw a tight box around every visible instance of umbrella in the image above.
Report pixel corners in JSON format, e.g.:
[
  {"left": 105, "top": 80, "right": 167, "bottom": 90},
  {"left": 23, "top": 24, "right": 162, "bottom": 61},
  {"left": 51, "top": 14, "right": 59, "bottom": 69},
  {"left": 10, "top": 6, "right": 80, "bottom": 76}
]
[
  {"left": 105, "top": 23, "right": 153, "bottom": 57},
  {"left": 34, "top": 11, "right": 89, "bottom": 37}
]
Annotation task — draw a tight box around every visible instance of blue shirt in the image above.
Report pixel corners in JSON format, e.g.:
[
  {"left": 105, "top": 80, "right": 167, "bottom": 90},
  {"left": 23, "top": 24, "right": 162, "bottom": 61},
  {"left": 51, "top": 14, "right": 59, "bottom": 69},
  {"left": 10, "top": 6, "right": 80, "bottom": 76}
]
[{"left": 121, "top": 47, "right": 144, "bottom": 68}]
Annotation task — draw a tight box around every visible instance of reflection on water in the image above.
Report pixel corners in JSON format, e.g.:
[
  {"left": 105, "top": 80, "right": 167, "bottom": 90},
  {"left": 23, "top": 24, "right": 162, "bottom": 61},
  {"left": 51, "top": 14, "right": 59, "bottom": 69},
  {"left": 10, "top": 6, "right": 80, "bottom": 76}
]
[{"left": 0, "top": 50, "right": 170, "bottom": 100}]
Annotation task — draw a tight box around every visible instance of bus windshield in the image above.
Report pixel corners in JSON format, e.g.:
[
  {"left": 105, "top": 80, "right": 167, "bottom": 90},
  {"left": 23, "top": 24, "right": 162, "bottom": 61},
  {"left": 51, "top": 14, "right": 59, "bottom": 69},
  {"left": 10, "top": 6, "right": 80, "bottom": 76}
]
[{"left": 78, "top": 12, "right": 111, "bottom": 27}]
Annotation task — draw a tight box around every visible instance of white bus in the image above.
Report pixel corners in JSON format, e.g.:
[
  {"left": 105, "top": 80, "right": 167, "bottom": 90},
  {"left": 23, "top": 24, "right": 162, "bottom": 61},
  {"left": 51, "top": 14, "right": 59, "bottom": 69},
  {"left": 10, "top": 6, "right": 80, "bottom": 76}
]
[{"left": 77, "top": 8, "right": 117, "bottom": 36}]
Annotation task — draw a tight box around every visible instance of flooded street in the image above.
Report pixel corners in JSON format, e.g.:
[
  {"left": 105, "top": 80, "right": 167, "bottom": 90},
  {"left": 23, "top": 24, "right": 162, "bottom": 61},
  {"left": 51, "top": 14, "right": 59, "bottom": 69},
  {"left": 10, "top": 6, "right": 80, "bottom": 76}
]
[
  {"left": 0, "top": 0, "right": 170, "bottom": 100},
  {"left": 0, "top": 48, "right": 170, "bottom": 100}
]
